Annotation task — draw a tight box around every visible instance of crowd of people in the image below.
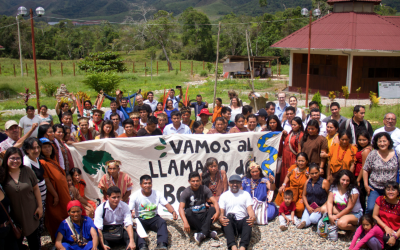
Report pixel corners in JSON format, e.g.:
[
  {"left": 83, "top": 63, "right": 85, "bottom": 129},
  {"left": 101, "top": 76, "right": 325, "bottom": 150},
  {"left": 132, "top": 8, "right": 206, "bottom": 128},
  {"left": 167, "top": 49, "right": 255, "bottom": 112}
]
[{"left": 0, "top": 89, "right": 399, "bottom": 250}]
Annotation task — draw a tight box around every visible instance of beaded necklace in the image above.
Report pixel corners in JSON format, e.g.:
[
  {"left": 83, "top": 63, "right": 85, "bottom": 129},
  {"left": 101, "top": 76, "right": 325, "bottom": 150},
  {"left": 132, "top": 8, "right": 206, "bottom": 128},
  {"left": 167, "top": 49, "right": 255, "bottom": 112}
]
[{"left": 336, "top": 145, "right": 350, "bottom": 163}]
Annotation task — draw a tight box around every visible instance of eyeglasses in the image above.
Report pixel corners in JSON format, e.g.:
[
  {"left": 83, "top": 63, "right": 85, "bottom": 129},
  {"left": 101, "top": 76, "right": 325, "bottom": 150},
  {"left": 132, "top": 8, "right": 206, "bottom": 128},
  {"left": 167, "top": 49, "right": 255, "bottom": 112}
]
[
  {"left": 385, "top": 118, "right": 396, "bottom": 121},
  {"left": 9, "top": 157, "right": 21, "bottom": 162}
]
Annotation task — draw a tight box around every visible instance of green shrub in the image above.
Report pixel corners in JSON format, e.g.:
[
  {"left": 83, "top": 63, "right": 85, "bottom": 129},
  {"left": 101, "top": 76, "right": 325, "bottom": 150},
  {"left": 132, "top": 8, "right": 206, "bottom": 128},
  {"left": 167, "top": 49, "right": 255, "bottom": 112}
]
[
  {"left": 311, "top": 91, "right": 323, "bottom": 111},
  {"left": 200, "top": 70, "right": 208, "bottom": 77},
  {"left": 206, "top": 62, "right": 214, "bottom": 73},
  {"left": 42, "top": 81, "right": 59, "bottom": 97},
  {"left": 77, "top": 52, "right": 126, "bottom": 73},
  {"left": 82, "top": 72, "right": 122, "bottom": 93}
]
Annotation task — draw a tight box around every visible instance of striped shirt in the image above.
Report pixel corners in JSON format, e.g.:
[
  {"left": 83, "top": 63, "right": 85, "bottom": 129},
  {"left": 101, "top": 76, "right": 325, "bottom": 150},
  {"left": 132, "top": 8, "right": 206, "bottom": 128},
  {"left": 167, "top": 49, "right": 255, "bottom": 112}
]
[{"left": 23, "top": 155, "right": 47, "bottom": 203}]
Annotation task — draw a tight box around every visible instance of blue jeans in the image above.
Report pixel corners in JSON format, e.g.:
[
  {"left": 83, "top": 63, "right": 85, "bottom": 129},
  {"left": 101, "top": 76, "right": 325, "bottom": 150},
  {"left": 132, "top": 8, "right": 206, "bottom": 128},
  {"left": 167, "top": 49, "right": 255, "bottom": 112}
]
[
  {"left": 366, "top": 186, "right": 385, "bottom": 215},
  {"left": 301, "top": 209, "right": 322, "bottom": 227}
]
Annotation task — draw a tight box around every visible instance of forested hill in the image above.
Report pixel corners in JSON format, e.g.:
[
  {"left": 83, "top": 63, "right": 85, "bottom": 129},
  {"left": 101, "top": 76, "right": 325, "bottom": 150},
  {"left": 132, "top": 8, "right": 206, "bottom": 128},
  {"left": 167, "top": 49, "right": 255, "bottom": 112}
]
[{"left": 2, "top": 0, "right": 398, "bottom": 21}]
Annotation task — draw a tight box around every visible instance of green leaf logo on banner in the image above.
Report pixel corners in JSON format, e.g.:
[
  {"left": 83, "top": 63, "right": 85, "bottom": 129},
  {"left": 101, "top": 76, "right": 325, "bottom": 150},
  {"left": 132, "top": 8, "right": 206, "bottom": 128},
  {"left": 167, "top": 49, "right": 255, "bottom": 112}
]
[
  {"left": 159, "top": 138, "right": 167, "bottom": 145},
  {"left": 82, "top": 150, "right": 114, "bottom": 175},
  {"left": 154, "top": 146, "right": 166, "bottom": 150},
  {"left": 160, "top": 152, "right": 167, "bottom": 158}
]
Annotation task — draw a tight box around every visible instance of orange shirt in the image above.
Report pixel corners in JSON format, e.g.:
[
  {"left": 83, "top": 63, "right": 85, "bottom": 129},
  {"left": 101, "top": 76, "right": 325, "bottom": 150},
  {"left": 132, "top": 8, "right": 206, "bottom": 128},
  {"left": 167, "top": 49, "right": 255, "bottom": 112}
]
[
  {"left": 212, "top": 106, "right": 223, "bottom": 123},
  {"left": 328, "top": 143, "right": 357, "bottom": 174}
]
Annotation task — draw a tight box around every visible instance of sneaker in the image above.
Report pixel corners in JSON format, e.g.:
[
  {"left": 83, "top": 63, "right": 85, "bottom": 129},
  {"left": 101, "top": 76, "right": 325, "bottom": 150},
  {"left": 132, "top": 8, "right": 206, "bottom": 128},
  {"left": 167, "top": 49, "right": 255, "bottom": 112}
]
[
  {"left": 155, "top": 242, "right": 168, "bottom": 249},
  {"left": 280, "top": 225, "right": 288, "bottom": 231},
  {"left": 338, "top": 230, "right": 347, "bottom": 235},
  {"left": 297, "top": 221, "right": 306, "bottom": 229},
  {"left": 194, "top": 232, "right": 206, "bottom": 245},
  {"left": 209, "top": 230, "right": 218, "bottom": 240}
]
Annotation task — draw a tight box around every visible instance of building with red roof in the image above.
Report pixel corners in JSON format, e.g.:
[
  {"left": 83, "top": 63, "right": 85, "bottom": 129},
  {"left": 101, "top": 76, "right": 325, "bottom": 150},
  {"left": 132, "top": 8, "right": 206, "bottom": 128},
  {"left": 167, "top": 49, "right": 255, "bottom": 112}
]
[{"left": 271, "top": 0, "right": 400, "bottom": 95}]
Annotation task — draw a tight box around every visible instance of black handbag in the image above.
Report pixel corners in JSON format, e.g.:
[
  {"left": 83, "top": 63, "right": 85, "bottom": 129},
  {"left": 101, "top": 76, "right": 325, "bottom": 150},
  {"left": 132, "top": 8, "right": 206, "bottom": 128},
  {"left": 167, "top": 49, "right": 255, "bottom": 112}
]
[{"left": 101, "top": 203, "right": 124, "bottom": 241}]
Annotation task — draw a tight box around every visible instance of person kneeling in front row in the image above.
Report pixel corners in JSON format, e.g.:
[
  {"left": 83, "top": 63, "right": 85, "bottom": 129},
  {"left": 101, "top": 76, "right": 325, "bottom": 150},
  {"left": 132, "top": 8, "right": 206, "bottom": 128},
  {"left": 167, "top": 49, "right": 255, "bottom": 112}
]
[
  {"left": 219, "top": 174, "right": 255, "bottom": 250},
  {"left": 94, "top": 186, "right": 137, "bottom": 250},
  {"left": 129, "top": 175, "right": 178, "bottom": 250},
  {"left": 179, "top": 172, "right": 220, "bottom": 245}
]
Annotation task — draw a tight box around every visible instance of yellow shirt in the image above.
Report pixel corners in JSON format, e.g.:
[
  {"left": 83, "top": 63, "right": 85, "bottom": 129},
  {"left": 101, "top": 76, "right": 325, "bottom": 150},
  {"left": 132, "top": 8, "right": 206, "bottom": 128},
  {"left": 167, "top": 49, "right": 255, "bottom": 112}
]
[{"left": 326, "top": 133, "right": 338, "bottom": 151}]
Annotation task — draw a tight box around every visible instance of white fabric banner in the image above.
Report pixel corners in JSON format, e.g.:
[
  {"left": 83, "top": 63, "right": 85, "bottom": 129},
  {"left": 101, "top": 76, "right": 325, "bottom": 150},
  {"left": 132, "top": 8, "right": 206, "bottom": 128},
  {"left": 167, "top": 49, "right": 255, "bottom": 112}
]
[{"left": 68, "top": 131, "right": 282, "bottom": 214}]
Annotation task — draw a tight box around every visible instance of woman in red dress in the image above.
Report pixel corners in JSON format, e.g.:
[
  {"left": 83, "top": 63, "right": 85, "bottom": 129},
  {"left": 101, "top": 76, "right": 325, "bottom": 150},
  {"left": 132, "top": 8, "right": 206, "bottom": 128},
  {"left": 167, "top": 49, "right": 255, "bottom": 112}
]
[{"left": 280, "top": 117, "right": 304, "bottom": 185}]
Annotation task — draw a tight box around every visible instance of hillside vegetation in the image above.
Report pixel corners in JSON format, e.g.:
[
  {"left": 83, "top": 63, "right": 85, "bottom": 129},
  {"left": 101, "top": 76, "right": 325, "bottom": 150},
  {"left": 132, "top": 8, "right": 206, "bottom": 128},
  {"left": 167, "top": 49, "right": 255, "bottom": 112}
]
[{"left": 1, "top": 0, "right": 398, "bottom": 21}]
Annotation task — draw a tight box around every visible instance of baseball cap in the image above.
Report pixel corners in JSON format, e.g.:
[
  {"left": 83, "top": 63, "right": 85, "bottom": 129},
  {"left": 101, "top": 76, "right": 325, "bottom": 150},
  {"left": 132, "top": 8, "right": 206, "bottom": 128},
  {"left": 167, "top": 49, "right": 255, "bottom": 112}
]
[
  {"left": 39, "top": 137, "right": 51, "bottom": 144},
  {"left": 255, "top": 109, "right": 268, "bottom": 117},
  {"left": 229, "top": 174, "right": 242, "bottom": 182},
  {"left": 198, "top": 108, "right": 213, "bottom": 117},
  {"left": 5, "top": 120, "right": 18, "bottom": 130}
]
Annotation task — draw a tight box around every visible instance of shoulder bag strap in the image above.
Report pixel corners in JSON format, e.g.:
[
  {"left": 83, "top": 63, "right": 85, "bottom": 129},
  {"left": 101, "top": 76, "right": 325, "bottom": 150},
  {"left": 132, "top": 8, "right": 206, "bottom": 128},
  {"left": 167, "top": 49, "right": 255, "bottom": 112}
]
[
  {"left": 102, "top": 202, "right": 106, "bottom": 220},
  {"left": 0, "top": 201, "right": 12, "bottom": 223},
  {"left": 395, "top": 150, "right": 399, "bottom": 184}
]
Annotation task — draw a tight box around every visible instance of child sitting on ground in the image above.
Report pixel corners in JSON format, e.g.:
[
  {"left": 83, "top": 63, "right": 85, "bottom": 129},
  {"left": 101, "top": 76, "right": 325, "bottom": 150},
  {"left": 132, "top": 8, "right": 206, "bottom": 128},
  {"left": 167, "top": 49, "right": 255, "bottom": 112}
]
[
  {"left": 349, "top": 214, "right": 384, "bottom": 250},
  {"left": 279, "top": 190, "right": 300, "bottom": 231}
]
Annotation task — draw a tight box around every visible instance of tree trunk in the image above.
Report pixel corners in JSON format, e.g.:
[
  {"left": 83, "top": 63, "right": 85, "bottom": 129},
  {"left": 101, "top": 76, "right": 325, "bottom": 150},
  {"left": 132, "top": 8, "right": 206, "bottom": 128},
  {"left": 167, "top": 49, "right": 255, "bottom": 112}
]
[{"left": 158, "top": 37, "right": 173, "bottom": 70}]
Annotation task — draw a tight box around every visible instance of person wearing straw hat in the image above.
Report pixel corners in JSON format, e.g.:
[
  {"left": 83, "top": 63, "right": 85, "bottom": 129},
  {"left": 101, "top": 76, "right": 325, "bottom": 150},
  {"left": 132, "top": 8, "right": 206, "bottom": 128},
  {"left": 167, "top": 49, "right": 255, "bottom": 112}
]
[
  {"left": 55, "top": 200, "right": 98, "bottom": 250},
  {"left": 219, "top": 174, "right": 255, "bottom": 250},
  {"left": 89, "top": 109, "right": 104, "bottom": 132},
  {"left": 198, "top": 108, "right": 213, "bottom": 134},
  {"left": 98, "top": 160, "right": 133, "bottom": 203},
  {"left": 73, "top": 117, "right": 99, "bottom": 142}
]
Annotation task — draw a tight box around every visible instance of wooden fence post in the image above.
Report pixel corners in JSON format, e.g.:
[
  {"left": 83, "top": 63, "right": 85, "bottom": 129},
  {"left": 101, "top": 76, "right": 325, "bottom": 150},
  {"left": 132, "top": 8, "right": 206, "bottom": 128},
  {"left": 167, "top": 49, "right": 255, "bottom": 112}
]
[
  {"left": 133, "top": 62, "right": 135, "bottom": 73},
  {"left": 61, "top": 62, "right": 63, "bottom": 76},
  {"left": 49, "top": 63, "right": 52, "bottom": 76},
  {"left": 180, "top": 61, "right": 181, "bottom": 72},
  {"left": 26, "top": 63, "right": 28, "bottom": 76},
  {"left": 157, "top": 61, "right": 158, "bottom": 75},
  {"left": 14, "top": 64, "right": 16, "bottom": 77},
  {"left": 73, "top": 62, "right": 75, "bottom": 76},
  {"left": 145, "top": 62, "right": 147, "bottom": 76}
]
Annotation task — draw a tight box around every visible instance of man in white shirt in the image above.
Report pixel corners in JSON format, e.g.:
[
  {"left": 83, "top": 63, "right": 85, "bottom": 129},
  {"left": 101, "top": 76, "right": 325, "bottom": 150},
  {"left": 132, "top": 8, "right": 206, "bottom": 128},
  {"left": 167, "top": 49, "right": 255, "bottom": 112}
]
[
  {"left": 372, "top": 113, "right": 400, "bottom": 148},
  {"left": 309, "top": 108, "right": 327, "bottom": 137},
  {"left": 143, "top": 91, "right": 158, "bottom": 112},
  {"left": 219, "top": 175, "right": 255, "bottom": 250},
  {"left": 282, "top": 106, "right": 295, "bottom": 134},
  {"left": 0, "top": 120, "right": 37, "bottom": 154},
  {"left": 167, "top": 88, "right": 183, "bottom": 110},
  {"left": 129, "top": 175, "right": 178, "bottom": 250},
  {"left": 163, "top": 111, "right": 191, "bottom": 135},
  {"left": 94, "top": 186, "right": 136, "bottom": 250},
  {"left": 110, "top": 113, "right": 125, "bottom": 136},
  {"left": 19, "top": 106, "right": 41, "bottom": 138},
  {"left": 304, "top": 101, "right": 327, "bottom": 126}
]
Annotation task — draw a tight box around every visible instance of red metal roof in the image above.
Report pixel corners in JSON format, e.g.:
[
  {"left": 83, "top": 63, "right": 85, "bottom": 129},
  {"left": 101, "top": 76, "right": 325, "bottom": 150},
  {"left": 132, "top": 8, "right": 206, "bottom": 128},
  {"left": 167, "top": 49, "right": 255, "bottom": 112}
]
[
  {"left": 270, "top": 12, "right": 400, "bottom": 51},
  {"left": 384, "top": 16, "right": 400, "bottom": 27},
  {"left": 327, "top": 0, "right": 381, "bottom": 3}
]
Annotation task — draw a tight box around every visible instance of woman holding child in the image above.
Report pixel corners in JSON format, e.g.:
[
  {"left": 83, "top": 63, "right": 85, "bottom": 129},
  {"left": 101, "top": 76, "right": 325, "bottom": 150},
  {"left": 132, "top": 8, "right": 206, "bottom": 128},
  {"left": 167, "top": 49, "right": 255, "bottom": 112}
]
[{"left": 276, "top": 152, "right": 309, "bottom": 218}]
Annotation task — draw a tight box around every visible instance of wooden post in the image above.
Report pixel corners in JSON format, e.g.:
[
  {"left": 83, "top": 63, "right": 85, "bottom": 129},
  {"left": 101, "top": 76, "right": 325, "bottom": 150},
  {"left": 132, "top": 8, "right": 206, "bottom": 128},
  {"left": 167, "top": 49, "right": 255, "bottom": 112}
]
[
  {"left": 213, "top": 22, "right": 221, "bottom": 110},
  {"left": 246, "top": 29, "right": 257, "bottom": 111},
  {"left": 276, "top": 58, "right": 279, "bottom": 77},
  {"left": 49, "top": 63, "right": 52, "bottom": 76},
  {"left": 279, "top": 62, "right": 281, "bottom": 76},
  {"left": 73, "top": 62, "right": 75, "bottom": 76},
  {"left": 269, "top": 61, "right": 271, "bottom": 68},
  {"left": 26, "top": 63, "right": 28, "bottom": 76},
  {"left": 157, "top": 61, "right": 158, "bottom": 75},
  {"left": 133, "top": 62, "right": 135, "bottom": 73},
  {"left": 14, "top": 64, "right": 16, "bottom": 77},
  {"left": 191, "top": 61, "right": 193, "bottom": 76},
  {"left": 180, "top": 61, "right": 181, "bottom": 72},
  {"left": 61, "top": 62, "right": 63, "bottom": 76},
  {"left": 145, "top": 62, "right": 147, "bottom": 76},
  {"left": 203, "top": 61, "right": 205, "bottom": 70}
]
